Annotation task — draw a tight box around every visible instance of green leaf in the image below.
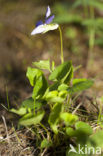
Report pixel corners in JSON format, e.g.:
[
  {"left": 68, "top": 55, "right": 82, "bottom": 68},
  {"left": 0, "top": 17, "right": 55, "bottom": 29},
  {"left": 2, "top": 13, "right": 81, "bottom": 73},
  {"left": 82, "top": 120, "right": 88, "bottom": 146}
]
[
  {"left": 45, "top": 91, "right": 65, "bottom": 103},
  {"left": 21, "top": 97, "right": 43, "bottom": 110},
  {"left": 48, "top": 103, "right": 62, "bottom": 134},
  {"left": 19, "top": 111, "right": 44, "bottom": 126},
  {"left": 60, "top": 112, "right": 78, "bottom": 126},
  {"left": 75, "top": 121, "right": 93, "bottom": 135},
  {"left": 33, "top": 60, "right": 51, "bottom": 71},
  {"left": 58, "top": 83, "right": 69, "bottom": 91},
  {"left": 49, "top": 81, "right": 60, "bottom": 91},
  {"left": 66, "top": 127, "right": 76, "bottom": 137},
  {"left": 72, "top": 78, "right": 87, "bottom": 85},
  {"left": 46, "top": 90, "right": 58, "bottom": 97},
  {"left": 68, "top": 79, "right": 94, "bottom": 94},
  {"left": 71, "top": 122, "right": 93, "bottom": 145},
  {"left": 51, "top": 125, "right": 58, "bottom": 134},
  {"left": 58, "top": 90, "right": 68, "bottom": 98},
  {"left": 41, "top": 139, "right": 52, "bottom": 148},
  {"left": 49, "top": 61, "right": 72, "bottom": 81},
  {"left": 21, "top": 97, "right": 34, "bottom": 109},
  {"left": 10, "top": 107, "right": 27, "bottom": 116},
  {"left": 26, "top": 67, "right": 42, "bottom": 86},
  {"left": 87, "top": 130, "right": 103, "bottom": 148},
  {"left": 19, "top": 112, "right": 33, "bottom": 121},
  {"left": 32, "top": 74, "right": 48, "bottom": 100},
  {"left": 64, "top": 66, "right": 73, "bottom": 84}
]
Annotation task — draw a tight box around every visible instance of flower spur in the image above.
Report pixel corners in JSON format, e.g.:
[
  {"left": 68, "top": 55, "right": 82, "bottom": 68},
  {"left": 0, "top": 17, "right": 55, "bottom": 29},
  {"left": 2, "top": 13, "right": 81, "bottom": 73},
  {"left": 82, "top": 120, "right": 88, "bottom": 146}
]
[{"left": 31, "top": 6, "right": 59, "bottom": 35}]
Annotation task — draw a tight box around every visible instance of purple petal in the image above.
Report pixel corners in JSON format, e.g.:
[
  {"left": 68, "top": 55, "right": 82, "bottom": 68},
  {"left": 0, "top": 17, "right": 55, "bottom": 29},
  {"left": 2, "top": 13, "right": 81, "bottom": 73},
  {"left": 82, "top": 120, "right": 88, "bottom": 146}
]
[
  {"left": 36, "top": 20, "right": 43, "bottom": 27},
  {"left": 46, "top": 6, "right": 51, "bottom": 18},
  {"left": 45, "top": 15, "right": 55, "bottom": 24}
]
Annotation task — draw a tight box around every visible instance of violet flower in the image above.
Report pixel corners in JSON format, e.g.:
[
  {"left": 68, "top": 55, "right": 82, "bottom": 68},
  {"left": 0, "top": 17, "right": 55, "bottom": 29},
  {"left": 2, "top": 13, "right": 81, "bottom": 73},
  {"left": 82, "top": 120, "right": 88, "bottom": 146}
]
[{"left": 31, "top": 6, "right": 59, "bottom": 35}]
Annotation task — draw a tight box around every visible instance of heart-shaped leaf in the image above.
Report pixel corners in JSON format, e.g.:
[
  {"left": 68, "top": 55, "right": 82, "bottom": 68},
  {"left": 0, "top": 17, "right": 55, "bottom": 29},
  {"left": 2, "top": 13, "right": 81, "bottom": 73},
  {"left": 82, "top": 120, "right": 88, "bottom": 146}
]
[
  {"left": 75, "top": 121, "right": 93, "bottom": 135},
  {"left": 10, "top": 107, "right": 27, "bottom": 116},
  {"left": 32, "top": 74, "right": 48, "bottom": 100},
  {"left": 21, "top": 97, "right": 43, "bottom": 110},
  {"left": 33, "top": 60, "right": 51, "bottom": 71},
  {"left": 26, "top": 67, "right": 42, "bottom": 86},
  {"left": 19, "top": 111, "right": 44, "bottom": 126},
  {"left": 68, "top": 79, "right": 94, "bottom": 94},
  {"left": 60, "top": 112, "right": 78, "bottom": 126},
  {"left": 49, "top": 61, "right": 72, "bottom": 81}
]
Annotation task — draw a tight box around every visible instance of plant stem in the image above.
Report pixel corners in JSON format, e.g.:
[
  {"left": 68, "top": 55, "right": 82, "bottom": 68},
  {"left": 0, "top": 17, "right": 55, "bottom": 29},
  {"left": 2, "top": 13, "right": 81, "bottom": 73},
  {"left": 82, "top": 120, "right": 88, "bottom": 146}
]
[
  {"left": 87, "top": 4, "right": 95, "bottom": 68},
  {"left": 6, "top": 86, "right": 10, "bottom": 109},
  {"left": 39, "top": 122, "right": 48, "bottom": 134},
  {"left": 34, "top": 99, "right": 36, "bottom": 114},
  {"left": 58, "top": 26, "right": 64, "bottom": 63},
  {"left": 83, "top": 0, "right": 89, "bottom": 18},
  {"left": 39, "top": 122, "right": 51, "bottom": 140}
]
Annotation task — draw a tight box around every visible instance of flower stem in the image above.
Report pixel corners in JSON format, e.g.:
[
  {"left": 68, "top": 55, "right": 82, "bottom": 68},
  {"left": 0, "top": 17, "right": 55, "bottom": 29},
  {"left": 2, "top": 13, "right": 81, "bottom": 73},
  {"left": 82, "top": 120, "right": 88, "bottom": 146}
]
[{"left": 58, "top": 26, "right": 64, "bottom": 63}]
